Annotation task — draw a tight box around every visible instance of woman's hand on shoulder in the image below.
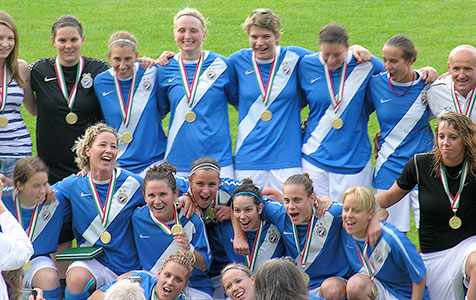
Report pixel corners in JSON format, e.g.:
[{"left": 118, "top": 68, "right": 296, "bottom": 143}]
[{"left": 155, "top": 51, "right": 176, "bottom": 66}]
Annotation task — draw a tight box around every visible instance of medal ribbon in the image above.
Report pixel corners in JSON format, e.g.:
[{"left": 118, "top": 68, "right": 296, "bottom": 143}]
[
  {"left": 54, "top": 56, "right": 84, "bottom": 111},
  {"left": 292, "top": 215, "right": 316, "bottom": 267},
  {"left": 252, "top": 47, "right": 280, "bottom": 106},
  {"left": 324, "top": 60, "right": 347, "bottom": 113},
  {"left": 451, "top": 81, "right": 476, "bottom": 117},
  {"left": 88, "top": 168, "right": 117, "bottom": 227},
  {"left": 245, "top": 220, "right": 264, "bottom": 272},
  {"left": 439, "top": 160, "right": 468, "bottom": 214},
  {"left": 178, "top": 51, "right": 204, "bottom": 108},
  {"left": 13, "top": 192, "right": 40, "bottom": 240},
  {"left": 150, "top": 206, "right": 181, "bottom": 235},
  {"left": 354, "top": 241, "right": 376, "bottom": 279},
  {"left": 113, "top": 69, "right": 137, "bottom": 127},
  {"left": 0, "top": 63, "right": 7, "bottom": 112}
]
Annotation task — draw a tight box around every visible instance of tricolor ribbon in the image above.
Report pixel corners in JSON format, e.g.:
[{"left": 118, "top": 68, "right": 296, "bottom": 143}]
[
  {"left": 0, "top": 63, "right": 7, "bottom": 112},
  {"left": 324, "top": 60, "right": 347, "bottom": 114},
  {"left": 451, "top": 81, "right": 476, "bottom": 117},
  {"left": 252, "top": 47, "right": 280, "bottom": 106},
  {"left": 13, "top": 192, "right": 40, "bottom": 240},
  {"left": 293, "top": 215, "right": 316, "bottom": 267},
  {"left": 54, "top": 56, "right": 84, "bottom": 112},
  {"left": 150, "top": 206, "right": 181, "bottom": 235},
  {"left": 113, "top": 69, "right": 137, "bottom": 127},
  {"left": 88, "top": 168, "right": 117, "bottom": 227},
  {"left": 354, "top": 241, "right": 376, "bottom": 279},
  {"left": 245, "top": 220, "right": 264, "bottom": 272},
  {"left": 178, "top": 51, "right": 204, "bottom": 108},
  {"left": 440, "top": 160, "right": 468, "bottom": 215}
]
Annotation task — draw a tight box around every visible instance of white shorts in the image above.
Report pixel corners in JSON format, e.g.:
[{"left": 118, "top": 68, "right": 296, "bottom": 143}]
[
  {"left": 186, "top": 287, "right": 213, "bottom": 300},
  {"left": 302, "top": 158, "right": 372, "bottom": 203},
  {"left": 375, "top": 188, "right": 420, "bottom": 232},
  {"left": 22, "top": 256, "right": 58, "bottom": 288},
  {"left": 138, "top": 158, "right": 167, "bottom": 178},
  {"left": 66, "top": 259, "right": 118, "bottom": 289},
  {"left": 235, "top": 167, "right": 302, "bottom": 191},
  {"left": 373, "top": 277, "right": 399, "bottom": 300},
  {"left": 176, "top": 164, "right": 235, "bottom": 180},
  {"left": 421, "top": 235, "right": 476, "bottom": 300}
]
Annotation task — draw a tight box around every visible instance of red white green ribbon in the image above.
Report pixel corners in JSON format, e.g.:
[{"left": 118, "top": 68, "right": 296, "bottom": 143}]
[
  {"left": 293, "top": 215, "right": 316, "bottom": 267},
  {"left": 252, "top": 48, "right": 279, "bottom": 106},
  {"left": 451, "top": 81, "right": 476, "bottom": 117},
  {"left": 54, "top": 56, "right": 84, "bottom": 111},
  {"left": 113, "top": 69, "right": 137, "bottom": 127},
  {"left": 354, "top": 241, "right": 375, "bottom": 279},
  {"left": 178, "top": 51, "right": 204, "bottom": 108},
  {"left": 440, "top": 160, "right": 468, "bottom": 214},
  {"left": 88, "top": 168, "right": 117, "bottom": 227},
  {"left": 245, "top": 220, "right": 264, "bottom": 272},
  {"left": 324, "top": 61, "right": 347, "bottom": 113},
  {"left": 13, "top": 192, "right": 40, "bottom": 240},
  {"left": 150, "top": 205, "right": 181, "bottom": 235},
  {"left": 0, "top": 63, "right": 7, "bottom": 112}
]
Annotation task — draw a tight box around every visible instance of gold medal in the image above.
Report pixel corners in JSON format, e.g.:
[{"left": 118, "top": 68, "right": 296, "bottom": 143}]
[
  {"left": 0, "top": 116, "right": 8, "bottom": 127},
  {"left": 23, "top": 260, "right": 31, "bottom": 271},
  {"left": 205, "top": 207, "right": 215, "bottom": 219},
  {"left": 65, "top": 112, "right": 78, "bottom": 125},
  {"left": 301, "top": 272, "right": 310, "bottom": 284},
  {"left": 121, "top": 132, "right": 133, "bottom": 144},
  {"left": 260, "top": 110, "right": 272, "bottom": 122},
  {"left": 185, "top": 111, "right": 196, "bottom": 123},
  {"left": 371, "top": 283, "right": 379, "bottom": 298},
  {"left": 100, "top": 231, "right": 111, "bottom": 244},
  {"left": 331, "top": 117, "right": 343, "bottom": 129},
  {"left": 171, "top": 224, "right": 183, "bottom": 234},
  {"left": 449, "top": 215, "right": 462, "bottom": 229}
]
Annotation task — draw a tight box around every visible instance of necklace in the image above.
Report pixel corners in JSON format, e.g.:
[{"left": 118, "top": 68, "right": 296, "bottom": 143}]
[
  {"left": 388, "top": 71, "right": 415, "bottom": 97},
  {"left": 445, "top": 169, "right": 462, "bottom": 180}
]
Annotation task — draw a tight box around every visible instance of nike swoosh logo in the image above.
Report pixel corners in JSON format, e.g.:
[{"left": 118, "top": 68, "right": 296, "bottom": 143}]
[
  {"left": 380, "top": 98, "right": 392, "bottom": 104},
  {"left": 311, "top": 77, "right": 321, "bottom": 84},
  {"left": 140, "top": 234, "right": 150, "bottom": 238},
  {"left": 283, "top": 231, "right": 294, "bottom": 235},
  {"left": 102, "top": 90, "right": 113, "bottom": 96},
  {"left": 245, "top": 70, "right": 254, "bottom": 75},
  {"left": 44, "top": 76, "right": 56, "bottom": 82},
  {"left": 168, "top": 76, "right": 178, "bottom": 83},
  {"left": 80, "top": 192, "right": 92, "bottom": 197}
]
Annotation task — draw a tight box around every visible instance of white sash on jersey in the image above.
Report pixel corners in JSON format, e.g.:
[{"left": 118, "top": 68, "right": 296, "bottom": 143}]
[
  {"left": 253, "top": 224, "right": 280, "bottom": 270},
  {"left": 116, "top": 64, "right": 157, "bottom": 159},
  {"left": 298, "top": 212, "right": 334, "bottom": 271},
  {"left": 30, "top": 200, "right": 60, "bottom": 243},
  {"left": 302, "top": 62, "right": 374, "bottom": 156},
  {"left": 165, "top": 52, "right": 227, "bottom": 158},
  {"left": 149, "top": 211, "right": 195, "bottom": 274},
  {"left": 374, "top": 85, "right": 429, "bottom": 176},
  {"left": 358, "top": 237, "right": 391, "bottom": 276},
  {"left": 235, "top": 49, "right": 299, "bottom": 154},
  {"left": 81, "top": 172, "right": 140, "bottom": 246}
]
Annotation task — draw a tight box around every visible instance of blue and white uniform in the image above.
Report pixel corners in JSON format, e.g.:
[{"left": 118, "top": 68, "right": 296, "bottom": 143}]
[
  {"left": 94, "top": 63, "right": 167, "bottom": 174},
  {"left": 367, "top": 71, "right": 433, "bottom": 231},
  {"left": 260, "top": 198, "right": 350, "bottom": 291},
  {"left": 132, "top": 206, "right": 213, "bottom": 298},
  {"left": 55, "top": 168, "right": 143, "bottom": 276},
  {"left": 209, "top": 220, "right": 284, "bottom": 273},
  {"left": 0, "top": 79, "right": 32, "bottom": 178},
  {"left": 299, "top": 51, "right": 384, "bottom": 200},
  {"left": 229, "top": 46, "right": 311, "bottom": 188},
  {"left": 158, "top": 51, "right": 237, "bottom": 173},
  {"left": 342, "top": 222, "right": 429, "bottom": 300}
]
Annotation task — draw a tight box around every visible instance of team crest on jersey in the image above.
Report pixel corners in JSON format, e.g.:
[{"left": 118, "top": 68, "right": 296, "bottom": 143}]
[
  {"left": 268, "top": 228, "right": 279, "bottom": 244},
  {"left": 315, "top": 225, "right": 327, "bottom": 237},
  {"left": 81, "top": 73, "right": 93, "bottom": 88},
  {"left": 282, "top": 63, "right": 291, "bottom": 76},
  {"left": 117, "top": 190, "right": 129, "bottom": 204},
  {"left": 41, "top": 209, "right": 52, "bottom": 221},
  {"left": 373, "top": 249, "right": 383, "bottom": 263},
  {"left": 420, "top": 91, "right": 428, "bottom": 106},
  {"left": 207, "top": 68, "right": 217, "bottom": 80},
  {"left": 143, "top": 79, "right": 152, "bottom": 91}
]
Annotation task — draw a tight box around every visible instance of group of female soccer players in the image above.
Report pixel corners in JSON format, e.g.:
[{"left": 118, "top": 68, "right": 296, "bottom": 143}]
[{"left": 1, "top": 5, "right": 476, "bottom": 300}]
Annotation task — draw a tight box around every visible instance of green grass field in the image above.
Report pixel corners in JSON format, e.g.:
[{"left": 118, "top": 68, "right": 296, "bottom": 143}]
[{"left": 4, "top": 0, "right": 476, "bottom": 245}]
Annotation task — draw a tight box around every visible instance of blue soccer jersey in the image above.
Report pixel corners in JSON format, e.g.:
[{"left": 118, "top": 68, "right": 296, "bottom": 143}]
[
  {"left": 300, "top": 51, "right": 384, "bottom": 174},
  {"left": 94, "top": 63, "right": 167, "bottom": 174},
  {"left": 367, "top": 71, "right": 433, "bottom": 189},
  {"left": 158, "top": 51, "right": 236, "bottom": 172}
]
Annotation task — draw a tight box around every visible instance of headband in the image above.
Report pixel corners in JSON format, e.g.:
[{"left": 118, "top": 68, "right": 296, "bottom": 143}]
[
  {"left": 190, "top": 162, "right": 220, "bottom": 176},
  {"left": 231, "top": 191, "right": 262, "bottom": 202},
  {"left": 175, "top": 13, "right": 205, "bottom": 27},
  {"left": 164, "top": 257, "right": 191, "bottom": 272},
  {"left": 108, "top": 38, "right": 137, "bottom": 49},
  {"left": 221, "top": 266, "right": 252, "bottom": 277}
]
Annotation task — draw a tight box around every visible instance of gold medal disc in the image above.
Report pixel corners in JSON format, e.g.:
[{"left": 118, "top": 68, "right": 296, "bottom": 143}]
[
  {"left": 0, "top": 116, "right": 8, "bottom": 127},
  {"left": 260, "top": 110, "right": 272, "bottom": 122},
  {"left": 206, "top": 207, "right": 215, "bottom": 219},
  {"left": 65, "top": 112, "right": 78, "bottom": 125},
  {"left": 302, "top": 272, "right": 310, "bottom": 284},
  {"left": 371, "top": 284, "right": 379, "bottom": 298},
  {"left": 331, "top": 117, "right": 343, "bottom": 129},
  {"left": 449, "top": 215, "right": 462, "bottom": 229},
  {"left": 100, "top": 231, "right": 112, "bottom": 244},
  {"left": 23, "top": 260, "right": 32, "bottom": 271},
  {"left": 121, "top": 132, "right": 133, "bottom": 144},
  {"left": 171, "top": 224, "right": 184, "bottom": 234},
  {"left": 185, "top": 111, "right": 196, "bottom": 123}
]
